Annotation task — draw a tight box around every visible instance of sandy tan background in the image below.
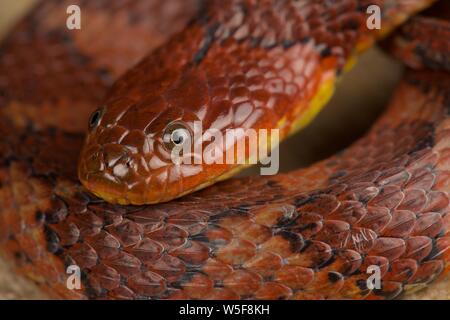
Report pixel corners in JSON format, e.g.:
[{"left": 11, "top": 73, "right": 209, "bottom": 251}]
[{"left": 0, "top": 0, "right": 448, "bottom": 299}]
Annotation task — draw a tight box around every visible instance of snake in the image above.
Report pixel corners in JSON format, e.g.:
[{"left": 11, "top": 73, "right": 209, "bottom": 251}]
[{"left": 0, "top": 0, "right": 449, "bottom": 300}]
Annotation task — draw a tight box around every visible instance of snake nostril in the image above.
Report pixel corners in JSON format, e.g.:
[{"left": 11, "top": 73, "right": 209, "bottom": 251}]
[
  {"left": 88, "top": 106, "right": 105, "bottom": 129},
  {"left": 85, "top": 154, "right": 104, "bottom": 173}
]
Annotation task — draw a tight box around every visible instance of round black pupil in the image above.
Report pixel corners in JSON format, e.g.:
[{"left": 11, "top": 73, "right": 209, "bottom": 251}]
[{"left": 172, "top": 130, "right": 184, "bottom": 144}]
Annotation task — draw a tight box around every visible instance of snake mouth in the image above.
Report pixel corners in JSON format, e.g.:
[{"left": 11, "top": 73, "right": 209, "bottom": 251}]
[
  {"left": 78, "top": 165, "right": 208, "bottom": 205},
  {"left": 79, "top": 175, "right": 129, "bottom": 205},
  {"left": 77, "top": 141, "right": 207, "bottom": 205},
  {"left": 78, "top": 165, "right": 161, "bottom": 206}
]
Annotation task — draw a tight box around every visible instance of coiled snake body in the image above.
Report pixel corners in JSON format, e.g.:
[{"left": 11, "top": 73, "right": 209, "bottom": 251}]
[{"left": 0, "top": 0, "right": 449, "bottom": 299}]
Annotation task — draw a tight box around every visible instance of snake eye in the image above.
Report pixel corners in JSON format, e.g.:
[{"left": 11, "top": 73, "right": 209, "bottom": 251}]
[
  {"left": 163, "top": 121, "right": 192, "bottom": 151},
  {"left": 88, "top": 107, "right": 104, "bottom": 129}
]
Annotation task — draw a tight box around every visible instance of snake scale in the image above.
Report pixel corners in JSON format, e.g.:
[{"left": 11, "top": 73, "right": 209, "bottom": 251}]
[{"left": 0, "top": 0, "right": 449, "bottom": 299}]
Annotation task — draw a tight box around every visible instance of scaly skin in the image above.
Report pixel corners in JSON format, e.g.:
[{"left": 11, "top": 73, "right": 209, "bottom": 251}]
[
  {"left": 0, "top": 0, "right": 448, "bottom": 299},
  {"left": 78, "top": 0, "right": 436, "bottom": 205}
]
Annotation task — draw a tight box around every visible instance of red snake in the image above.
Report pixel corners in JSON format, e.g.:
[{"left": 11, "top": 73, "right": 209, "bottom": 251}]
[{"left": 0, "top": 0, "right": 449, "bottom": 299}]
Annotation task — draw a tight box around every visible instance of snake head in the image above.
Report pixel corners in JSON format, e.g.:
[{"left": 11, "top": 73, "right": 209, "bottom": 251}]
[{"left": 77, "top": 97, "right": 238, "bottom": 205}]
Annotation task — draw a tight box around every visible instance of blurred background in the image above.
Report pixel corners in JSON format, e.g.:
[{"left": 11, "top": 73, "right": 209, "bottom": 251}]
[{"left": 0, "top": 0, "right": 447, "bottom": 299}]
